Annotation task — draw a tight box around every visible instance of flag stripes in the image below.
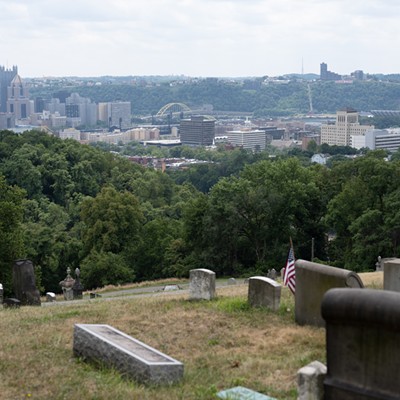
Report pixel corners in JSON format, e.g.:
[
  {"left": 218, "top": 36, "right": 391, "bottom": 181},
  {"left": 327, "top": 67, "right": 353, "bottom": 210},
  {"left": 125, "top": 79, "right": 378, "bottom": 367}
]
[{"left": 283, "top": 245, "right": 296, "bottom": 294}]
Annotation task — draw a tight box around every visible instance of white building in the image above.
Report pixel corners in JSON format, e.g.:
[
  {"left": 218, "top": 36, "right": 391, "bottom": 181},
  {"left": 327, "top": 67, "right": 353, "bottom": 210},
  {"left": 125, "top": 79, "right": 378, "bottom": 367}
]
[
  {"left": 360, "top": 129, "right": 400, "bottom": 152},
  {"left": 321, "top": 108, "right": 373, "bottom": 147},
  {"left": 226, "top": 129, "right": 267, "bottom": 151}
]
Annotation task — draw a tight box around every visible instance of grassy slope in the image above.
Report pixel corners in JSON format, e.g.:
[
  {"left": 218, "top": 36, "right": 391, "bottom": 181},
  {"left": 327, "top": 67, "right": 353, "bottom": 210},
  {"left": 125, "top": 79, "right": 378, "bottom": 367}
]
[{"left": 0, "top": 273, "right": 383, "bottom": 400}]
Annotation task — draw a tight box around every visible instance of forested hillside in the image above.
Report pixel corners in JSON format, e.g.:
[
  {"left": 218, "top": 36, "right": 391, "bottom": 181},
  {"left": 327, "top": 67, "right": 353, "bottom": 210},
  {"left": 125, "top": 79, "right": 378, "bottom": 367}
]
[
  {"left": 31, "top": 79, "right": 400, "bottom": 116},
  {"left": 1, "top": 130, "right": 400, "bottom": 296}
]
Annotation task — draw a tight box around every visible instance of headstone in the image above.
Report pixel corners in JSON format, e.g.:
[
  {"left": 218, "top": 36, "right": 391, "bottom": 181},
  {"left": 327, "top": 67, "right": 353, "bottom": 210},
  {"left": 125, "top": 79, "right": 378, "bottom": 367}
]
[
  {"left": 0, "top": 283, "right": 3, "bottom": 304},
  {"left": 59, "top": 267, "right": 75, "bottom": 300},
  {"left": 3, "top": 298, "right": 21, "bottom": 308},
  {"left": 295, "top": 259, "right": 363, "bottom": 327},
  {"left": 90, "top": 292, "right": 102, "bottom": 299},
  {"left": 46, "top": 292, "right": 56, "bottom": 302},
  {"left": 227, "top": 278, "right": 237, "bottom": 285},
  {"left": 383, "top": 258, "right": 400, "bottom": 292},
  {"left": 73, "top": 324, "right": 184, "bottom": 384},
  {"left": 217, "top": 386, "right": 277, "bottom": 399},
  {"left": 72, "top": 268, "right": 84, "bottom": 299},
  {"left": 297, "top": 360, "right": 326, "bottom": 400},
  {"left": 267, "top": 268, "right": 277, "bottom": 280},
  {"left": 189, "top": 268, "right": 216, "bottom": 300},
  {"left": 163, "top": 285, "right": 180, "bottom": 291},
  {"left": 12, "top": 259, "right": 41, "bottom": 306},
  {"left": 322, "top": 288, "right": 400, "bottom": 400},
  {"left": 248, "top": 276, "right": 281, "bottom": 311}
]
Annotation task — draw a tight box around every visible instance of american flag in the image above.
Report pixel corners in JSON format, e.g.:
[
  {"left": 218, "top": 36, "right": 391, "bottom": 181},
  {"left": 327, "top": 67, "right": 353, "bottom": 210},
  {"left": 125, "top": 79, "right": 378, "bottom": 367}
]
[{"left": 283, "top": 245, "right": 295, "bottom": 294}]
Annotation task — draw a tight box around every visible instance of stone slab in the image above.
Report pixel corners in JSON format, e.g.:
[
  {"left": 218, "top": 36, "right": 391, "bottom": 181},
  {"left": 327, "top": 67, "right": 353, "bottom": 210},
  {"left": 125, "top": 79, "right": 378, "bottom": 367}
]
[
  {"left": 73, "top": 324, "right": 183, "bottom": 384},
  {"left": 248, "top": 276, "right": 281, "bottom": 311},
  {"left": 383, "top": 258, "right": 400, "bottom": 292},
  {"left": 297, "top": 360, "right": 326, "bottom": 400},
  {"left": 217, "top": 386, "right": 277, "bottom": 399},
  {"left": 295, "top": 259, "right": 363, "bottom": 327},
  {"left": 189, "top": 268, "right": 216, "bottom": 300}
]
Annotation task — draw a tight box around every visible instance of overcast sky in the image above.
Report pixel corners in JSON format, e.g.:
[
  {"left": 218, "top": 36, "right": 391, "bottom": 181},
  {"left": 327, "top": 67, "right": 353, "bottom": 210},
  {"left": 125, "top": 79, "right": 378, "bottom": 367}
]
[{"left": 1, "top": 0, "right": 399, "bottom": 78}]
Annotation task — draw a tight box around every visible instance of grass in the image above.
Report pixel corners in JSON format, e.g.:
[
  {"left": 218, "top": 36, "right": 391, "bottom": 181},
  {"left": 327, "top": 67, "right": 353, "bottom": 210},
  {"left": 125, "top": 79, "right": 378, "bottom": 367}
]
[{"left": 0, "top": 273, "right": 382, "bottom": 400}]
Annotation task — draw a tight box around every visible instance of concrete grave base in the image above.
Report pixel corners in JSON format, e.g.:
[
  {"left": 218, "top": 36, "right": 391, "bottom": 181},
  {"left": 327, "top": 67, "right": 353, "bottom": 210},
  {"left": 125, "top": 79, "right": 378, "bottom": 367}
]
[{"left": 73, "top": 324, "right": 183, "bottom": 385}]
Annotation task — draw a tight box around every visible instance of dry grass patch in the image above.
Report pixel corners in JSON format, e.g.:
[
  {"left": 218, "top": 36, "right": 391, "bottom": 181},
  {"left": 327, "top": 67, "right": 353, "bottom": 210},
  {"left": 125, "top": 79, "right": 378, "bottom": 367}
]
[
  {"left": 10, "top": 277, "right": 387, "bottom": 399},
  {"left": 359, "top": 271, "right": 383, "bottom": 288}
]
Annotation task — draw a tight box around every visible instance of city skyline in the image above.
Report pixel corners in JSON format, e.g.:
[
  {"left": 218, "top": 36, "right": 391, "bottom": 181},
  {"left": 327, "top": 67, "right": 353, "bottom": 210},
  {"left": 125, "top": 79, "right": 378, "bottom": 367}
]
[{"left": 1, "top": 0, "right": 399, "bottom": 78}]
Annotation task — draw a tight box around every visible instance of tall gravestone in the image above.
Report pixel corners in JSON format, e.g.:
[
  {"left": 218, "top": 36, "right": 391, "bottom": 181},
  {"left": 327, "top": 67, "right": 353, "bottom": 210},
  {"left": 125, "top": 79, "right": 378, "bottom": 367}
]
[
  {"left": 0, "top": 283, "right": 3, "bottom": 304},
  {"left": 189, "top": 268, "right": 216, "bottom": 300},
  {"left": 248, "top": 276, "right": 281, "bottom": 311},
  {"left": 295, "top": 259, "right": 363, "bottom": 327},
  {"left": 12, "top": 259, "right": 41, "bottom": 306},
  {"left": 383, "top": 258, "right": 400, "bottom": 292},
  {"left": 322, "top": 288, "right": 400, "bottom": 400}
]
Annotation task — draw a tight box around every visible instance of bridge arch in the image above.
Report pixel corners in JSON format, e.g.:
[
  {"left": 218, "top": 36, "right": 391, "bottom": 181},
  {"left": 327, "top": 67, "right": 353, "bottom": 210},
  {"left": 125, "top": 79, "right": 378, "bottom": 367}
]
[{"left": 156, "top": 102, "right": 192, "bottom": 117}]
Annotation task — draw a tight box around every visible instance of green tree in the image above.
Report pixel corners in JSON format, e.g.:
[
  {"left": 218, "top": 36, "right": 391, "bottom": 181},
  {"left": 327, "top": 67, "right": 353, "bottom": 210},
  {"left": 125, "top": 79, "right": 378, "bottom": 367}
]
[{"left": 0, "top": 176, "right": 25, "bottom": 295}]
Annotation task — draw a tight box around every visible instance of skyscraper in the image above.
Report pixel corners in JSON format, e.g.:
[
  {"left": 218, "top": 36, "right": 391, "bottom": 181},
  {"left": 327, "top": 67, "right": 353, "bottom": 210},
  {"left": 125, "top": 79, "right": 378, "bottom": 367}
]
[
  {"left": 6, "top": 74, "right": 33, "bottom": 120},
  {"left": 0, "top": 65, "right": 18, "bottom": 112},
  {"left": 179, "top": 116, "right": 215, "bottom": 146}
]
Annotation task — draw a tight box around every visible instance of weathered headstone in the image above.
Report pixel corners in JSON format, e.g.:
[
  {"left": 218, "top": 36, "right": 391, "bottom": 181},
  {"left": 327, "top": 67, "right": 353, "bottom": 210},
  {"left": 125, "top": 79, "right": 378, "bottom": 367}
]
[
  {"left": 217, "top": 386, "right": 277, "bottom": 399},
  {"left": 248, "top": 276, "right": 281, "bottom": 311},
  {"left": 189, "top": 268, "right": 216, "bottom": 300},
  {"left": 322, "top": 288, "right": 400, "bottom": 400},
  {"left": 295, "top": 259, "right": 363, "bottom": 327},
  {"left": 12, "top": 259, "right": 41, "bottom": 306},
  {"left": 297, "top": 360, "right": 326, "bottom": 400},
  {"left": 72, "top": 268, "right": 84, "bottom": 299},
  {"left": 163, "top": 285, "right": 180, "bottom": 291},
  {"left": 383, "top": 258, "right": 400, "bottom": 292},
  {"left": 0, "top": 283, "right": 3, "bottom": 304},
  {"left": 3, "top": 298, "right": 21, "bottom": 308},
  {"left": 90, "top": 292, "right": 102, "bottom": 299},
  {"left": 227, "top": 278, "right": 237, "bottom": 285},
  {"left": 73, "top": 324, "right": 184, "bottom": 384},
  {"left": 59, "top": 267, "right": 75, "bottom": 300},
  {"left": 46, "top": 292, "right": 56, "bottom": 302},
  {"left": 267, "top": 268, "right": 277, "bottom": 280}
]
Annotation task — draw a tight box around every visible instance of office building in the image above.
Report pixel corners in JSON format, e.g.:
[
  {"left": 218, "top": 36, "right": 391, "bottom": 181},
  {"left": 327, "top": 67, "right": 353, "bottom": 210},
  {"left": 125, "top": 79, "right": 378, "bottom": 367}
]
[
  {"left": 98, "top": 101, "right": 131, "bottom": 130},
  {"left": 320, "top": 62, "right": 341, "bottom": 81},
  {"left": 321, "top": 108, "right": 373, "bottom": 146},
  {"left": 65, "top": 93, "right": 97, "bottom": 127},
  {"left": 0, "top": 65, "right": 18, "bottom": 112},
  {"left": 6, "top": 74, "right": 33, "bottom": 121},
  {"left": 226, "top": 129, "right": 267, "bottom": 151},
  {"left": 179, "top": 116, "right": 215, "bottom": 146},
  {"left": 352, "top": 129, "right": 400, "bottom": 152}
]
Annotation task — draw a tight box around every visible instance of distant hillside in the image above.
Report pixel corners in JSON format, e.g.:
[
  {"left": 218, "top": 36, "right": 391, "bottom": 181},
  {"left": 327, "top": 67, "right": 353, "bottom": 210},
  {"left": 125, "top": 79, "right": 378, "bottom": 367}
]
[{"left": 30, "top": 79, "right": 400, "bottom": 117}]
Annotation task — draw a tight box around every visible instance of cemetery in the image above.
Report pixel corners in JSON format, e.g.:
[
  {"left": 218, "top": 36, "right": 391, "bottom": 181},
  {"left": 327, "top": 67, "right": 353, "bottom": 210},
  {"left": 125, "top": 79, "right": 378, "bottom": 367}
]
[{"left": 0, "top": 259, "right": 395, "bottom": 399}]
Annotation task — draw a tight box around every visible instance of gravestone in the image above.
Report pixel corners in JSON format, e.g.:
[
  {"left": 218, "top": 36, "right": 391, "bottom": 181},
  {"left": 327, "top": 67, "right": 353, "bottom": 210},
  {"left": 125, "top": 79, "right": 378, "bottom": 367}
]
[
  {"left": 46, "top": 292, "right": 56, "bottom": 302},
  {"left": 0, "top": 283, "right": 3, "bottom": 304},
  {"left": 295, "top": 259, "right": 363, "bottom": 327},
  {"left": 189, "top": 268, "right": 216, "bottom": 300},
  {"left": 248, "top": 276, "right": 281, "bottom": 311},
  {"left": 163, "top": 285, "right": 180, "bottom": 291},
  {"left": 72, "top": 268, "right": 84, "bottom": 299},
  {"left": 383, "top": 258, "right": 400, "bottom": 292},
  {"left": 73, "top": 324, "right": 183, "bottom": 384},
  {"left": 297, "top": 360, "right": 326, "bottom": 400},
  {"left": 90, "top": 292, "right": 102, "bottom": 299},
  {"left": 322, "top": 288, "right": 400, "bottom": 400},
  {"left": 3, "top": 298, "right": 21, "bottom": 308},
  {"left": 12, "top": 259, "right": 41, "bottom": 306},
  {"left": 59, "top": 267, "right": 75, "bottom": 300},
  {"left": 227, "top": 278, "right": 237, "bottom": 285},
  {"left": 217, "top": 386, "right": 277, "bottom": 399},
  {"left": 267, "top": 268, "right": 277, "bottom": 280}
]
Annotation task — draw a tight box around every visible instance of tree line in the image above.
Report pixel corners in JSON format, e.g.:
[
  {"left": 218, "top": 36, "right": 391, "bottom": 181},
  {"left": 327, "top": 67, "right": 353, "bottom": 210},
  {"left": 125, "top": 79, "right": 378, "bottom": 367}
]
[
  {"left": 1, "top": 130, "right": 399, "bottom": 295},
  {"left": 30, "top": 79, "right": 400, "bottom": 118}
]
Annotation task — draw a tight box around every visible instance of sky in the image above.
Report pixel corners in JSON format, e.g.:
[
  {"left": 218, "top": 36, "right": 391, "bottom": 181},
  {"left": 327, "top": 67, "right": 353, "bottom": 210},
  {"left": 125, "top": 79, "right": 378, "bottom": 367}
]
[{"left": 1, "top": 0, "right": 399, "bottom": 78}]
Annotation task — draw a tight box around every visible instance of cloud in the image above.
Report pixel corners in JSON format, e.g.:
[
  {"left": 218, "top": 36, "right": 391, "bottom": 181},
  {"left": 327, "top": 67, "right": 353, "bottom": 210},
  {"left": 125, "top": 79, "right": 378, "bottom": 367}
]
[{"left": 0, "top": 0, "right": 399, "bottom": 76}]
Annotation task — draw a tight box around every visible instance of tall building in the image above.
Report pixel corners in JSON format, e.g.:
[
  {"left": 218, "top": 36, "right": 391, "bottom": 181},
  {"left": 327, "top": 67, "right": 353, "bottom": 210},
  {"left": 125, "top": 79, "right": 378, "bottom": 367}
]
[
  {"left": 0, "top": 65, "right": 18, "bottom": 112},
  {"left": 320, "top": 62, "right": 341, "bottom": 81},
  {"left": 321, "top": 108, "right": 374, "bottom": 146},
  {"left": 65, "top": 93, "right": 97, "bottom": 127},
  {"left": 226, "top": 129, "right": 267, "bottom": 151},
  {"left": 6, "top": 74, "right": 33, "bottom": 120},
  {"left": 179, "top": 116, "right": 215, "bottom": 146},
  {"left": 98, "top": 101, "right": 131, "bottom": 130}
]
